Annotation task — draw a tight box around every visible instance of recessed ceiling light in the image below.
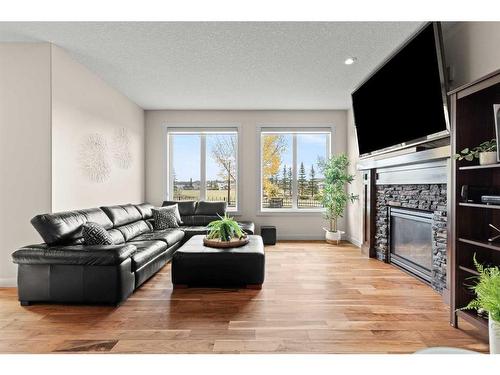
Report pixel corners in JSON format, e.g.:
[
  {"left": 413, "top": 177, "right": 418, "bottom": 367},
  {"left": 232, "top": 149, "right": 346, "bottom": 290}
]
[{"left": 344, "top": 57, "right": 357, "bottom": 65}]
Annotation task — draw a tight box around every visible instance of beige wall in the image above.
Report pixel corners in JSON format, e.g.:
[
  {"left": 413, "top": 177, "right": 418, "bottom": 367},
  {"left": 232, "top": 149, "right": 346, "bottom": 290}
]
[
  {"left": 145, "top": 110, "right": 347, "bottom": 239},
  {"left": 444, "top": 22, "right": 500, "bottom": 89},
  {"left": 51, "top": 46, "right": 145, "bottom": 211},
  {"left": 345, "top": 22, "right": 500, "bottom": 247},
  {"left": 0, "top": 43, "right": 145, "bottom": 286},
  {"left": 346, "top": 109, "right": 363, "bottom": 246},
  {"left": 0, "top": 43, "right": 52, "bottom": 285}
]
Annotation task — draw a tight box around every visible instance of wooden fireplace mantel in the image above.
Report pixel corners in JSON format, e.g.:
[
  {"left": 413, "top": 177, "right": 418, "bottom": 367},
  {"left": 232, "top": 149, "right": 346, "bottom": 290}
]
[{"left": 357, "top": 145, "right": 450, "bottom": 171}]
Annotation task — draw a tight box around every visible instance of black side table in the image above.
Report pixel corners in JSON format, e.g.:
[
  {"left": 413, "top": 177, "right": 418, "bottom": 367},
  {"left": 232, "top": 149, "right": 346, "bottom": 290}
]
[{"left": 260, "top": 226, "right": 276, "bottom": 245}]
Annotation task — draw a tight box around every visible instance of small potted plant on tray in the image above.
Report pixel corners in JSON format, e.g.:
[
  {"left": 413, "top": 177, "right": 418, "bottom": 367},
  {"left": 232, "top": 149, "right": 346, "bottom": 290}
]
[
  {"left": 204, "top": 213, "right": 248, "bottom": 248},
  {"left": 455, "top": 138, "right": 497, "bottom": 165},
  {"left": 462, "top": 255, "right": 500, "bottom": 354},
  {"left": 318, "top": 154, "right": 358, "bottom": 245}
]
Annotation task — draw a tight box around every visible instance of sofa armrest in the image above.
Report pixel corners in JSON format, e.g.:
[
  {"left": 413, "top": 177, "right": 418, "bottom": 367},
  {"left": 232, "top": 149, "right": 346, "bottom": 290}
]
[{"left": 12, "top": 243, "right": 137, "bottom": 266}]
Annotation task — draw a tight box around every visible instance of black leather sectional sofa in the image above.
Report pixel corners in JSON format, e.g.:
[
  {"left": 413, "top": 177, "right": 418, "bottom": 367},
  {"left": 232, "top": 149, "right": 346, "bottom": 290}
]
[{"left": 11, "top": 201, "right": 254, "bottom": 306}]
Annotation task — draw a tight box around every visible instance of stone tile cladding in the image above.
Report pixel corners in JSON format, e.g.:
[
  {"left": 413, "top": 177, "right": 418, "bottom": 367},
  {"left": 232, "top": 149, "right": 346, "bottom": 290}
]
[{"left": 375, "top": 184, "right": 447, "bottom": 293}]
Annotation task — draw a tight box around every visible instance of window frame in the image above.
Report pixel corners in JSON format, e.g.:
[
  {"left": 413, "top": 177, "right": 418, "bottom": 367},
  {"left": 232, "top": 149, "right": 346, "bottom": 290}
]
[
  {"left": 164, "top": 124, "right": 241, "bottom": 213},
  {"left": 257, "top": 125, "right": 334, "bottom": 214}
]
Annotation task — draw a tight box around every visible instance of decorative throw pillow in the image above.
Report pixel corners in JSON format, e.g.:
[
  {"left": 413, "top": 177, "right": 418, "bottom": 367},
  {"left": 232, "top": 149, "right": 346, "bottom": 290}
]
[
  {"left": 163, "top": 204, "right": 183, "bottom": 224},
  {"left": 82, "top": 222, "right": 114, "bottom": 245},
  {"left": 152, "top": 207, "right": 180, "bottom": 230}
]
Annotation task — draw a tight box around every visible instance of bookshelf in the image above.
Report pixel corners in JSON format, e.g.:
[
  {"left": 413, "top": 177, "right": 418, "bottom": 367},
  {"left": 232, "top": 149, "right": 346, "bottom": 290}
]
[{"left": 450, "top": 69, "right": 500, "bottom": 335}]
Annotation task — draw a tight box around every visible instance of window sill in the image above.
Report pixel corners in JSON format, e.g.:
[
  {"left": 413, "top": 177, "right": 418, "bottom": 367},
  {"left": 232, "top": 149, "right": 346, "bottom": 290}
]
[{"left": 257, "top": 209, "right": 325, "bottom": 216}]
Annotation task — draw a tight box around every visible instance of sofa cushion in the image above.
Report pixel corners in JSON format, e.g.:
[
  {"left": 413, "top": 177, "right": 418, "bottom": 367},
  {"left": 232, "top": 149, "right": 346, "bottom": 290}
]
[
  {"left": 129, "top": 229, "right": 184, "bottom": 247},
  {"left": 31, "top": 208, "right": 113, "bottom": 245},
  {"left": 152, "top": 207, "right": 180, "bottom": 230},
  {"left": 101, "top": 204, "right": 142, "bottom": 227},
  {"left": 12, "top": 243, "right": 137, "bottom": 266},
  {"left": 195, "top": 201, "right": 227, "bottom": 216},
  {"left": 107, "top": 229, "right": 125, "bottom": 244},
  {"left": 135, "top": 203, "right": 154, "bottom": 220},
  {"left": 239, "top": 221, "right": 255, "bottom": 235},
  {"left": 117, "top": 220, "right": 151, "bottom": 242},
  {"left": 180, "top": 226, "right": 210, "bottom": 241},
  {"left": 130, "top": 240, "right": 168, "bottom": 271},
  {"left": 162, "top": 200, "right": 196, "bottom": 216},
  {"left": 192, "top": 215, "right": 220, "bottom": 226},
  {"left": 82, "top": 222, "right": 114, "bottom": 245}
]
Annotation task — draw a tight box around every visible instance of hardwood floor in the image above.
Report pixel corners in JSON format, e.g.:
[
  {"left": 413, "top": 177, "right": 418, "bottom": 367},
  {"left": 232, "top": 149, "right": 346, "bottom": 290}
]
[{"left": 0, "top": 241, "right": 488, "bottom": 353}]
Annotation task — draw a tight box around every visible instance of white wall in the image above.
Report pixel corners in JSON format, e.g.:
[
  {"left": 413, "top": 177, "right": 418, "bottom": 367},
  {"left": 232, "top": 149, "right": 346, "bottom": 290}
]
[
  {"left": 345, "top": 21, "right": 500, "bottom": 247},
  {"left": 145, "top": 110, "right": 347, "bottom": 239},
  {"left": 51, "top": 46, "right": 145, "bottom": 211},
  {"left": 443, "top": 22, "right": 500, "bottom": 89},
  {"left": 0, "top": 43, "right": 52, "bottom": 285}
]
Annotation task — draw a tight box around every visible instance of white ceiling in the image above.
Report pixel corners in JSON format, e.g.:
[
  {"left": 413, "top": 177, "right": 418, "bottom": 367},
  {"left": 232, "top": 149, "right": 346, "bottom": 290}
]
[{"left": 0, "top": 22, "right": 424, "bottom": 110}]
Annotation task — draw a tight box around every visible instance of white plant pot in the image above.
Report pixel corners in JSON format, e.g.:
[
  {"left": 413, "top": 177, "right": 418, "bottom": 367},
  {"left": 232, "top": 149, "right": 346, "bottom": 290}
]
[
  {"left": 489, "top": 314, "right": 500, "bottom": 354},
  {"left": 479, "top": 151, "right": 497, "bottom": 165},
  {"left": 323, "top": 228, "right": 345, "bottom": 245}
]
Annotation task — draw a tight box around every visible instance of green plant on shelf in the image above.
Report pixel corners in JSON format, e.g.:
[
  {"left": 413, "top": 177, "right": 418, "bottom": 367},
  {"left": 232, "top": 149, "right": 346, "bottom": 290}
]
[
  {"left": 206, "top": 213, "right": 245, "bottom": 241},
  {"left": 454, "top": 139, "right": 497, "bottom": 161},
  {"left": 461, "top": 254, "right": 500, "bottom": 322}
]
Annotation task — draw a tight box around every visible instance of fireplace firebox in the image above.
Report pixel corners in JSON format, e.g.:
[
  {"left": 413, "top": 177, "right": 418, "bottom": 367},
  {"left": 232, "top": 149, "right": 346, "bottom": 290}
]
[{"left": 389, "top": 207, "right": 433, "bottom": 284}]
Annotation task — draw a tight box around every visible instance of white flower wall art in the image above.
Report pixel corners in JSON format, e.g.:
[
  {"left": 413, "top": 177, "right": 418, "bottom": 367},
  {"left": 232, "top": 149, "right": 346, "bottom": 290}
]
[
  {"left": 79, "top": 133, "right": 111, "bottom": 183},
  {"left": 112, "top": 127, "right": 133, "bottom": 169}
]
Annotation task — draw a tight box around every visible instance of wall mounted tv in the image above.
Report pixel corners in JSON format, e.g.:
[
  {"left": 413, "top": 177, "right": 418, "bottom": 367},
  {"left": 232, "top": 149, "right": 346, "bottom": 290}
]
[{"left": 352, "top": 22, "right": 450, "bottom": 157}]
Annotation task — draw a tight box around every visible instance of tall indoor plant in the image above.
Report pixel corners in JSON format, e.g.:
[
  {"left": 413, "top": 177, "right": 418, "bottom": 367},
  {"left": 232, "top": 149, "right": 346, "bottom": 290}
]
[
  {"left": 319, "top": 154, "right": 358, "bottom": 245},
  {"left": 463, "top": 255, "right": 500, "bottom": 354}
]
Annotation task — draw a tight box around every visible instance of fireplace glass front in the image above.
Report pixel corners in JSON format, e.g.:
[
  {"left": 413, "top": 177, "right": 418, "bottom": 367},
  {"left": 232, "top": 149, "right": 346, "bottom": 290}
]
[{"left": 389, "top": 207, "right": 433, "bottom": 283}]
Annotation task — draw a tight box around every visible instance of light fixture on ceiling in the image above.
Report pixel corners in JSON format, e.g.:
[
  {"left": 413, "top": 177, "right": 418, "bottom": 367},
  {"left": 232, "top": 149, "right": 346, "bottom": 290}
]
[{"left": 344, "top": 57, "right": 357, "bottom": 65}]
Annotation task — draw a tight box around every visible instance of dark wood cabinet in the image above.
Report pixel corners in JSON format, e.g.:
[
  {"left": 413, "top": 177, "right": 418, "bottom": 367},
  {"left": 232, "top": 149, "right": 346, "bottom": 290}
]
[{"left": 450, "top": 69, "right": 500, "bottom": 335}]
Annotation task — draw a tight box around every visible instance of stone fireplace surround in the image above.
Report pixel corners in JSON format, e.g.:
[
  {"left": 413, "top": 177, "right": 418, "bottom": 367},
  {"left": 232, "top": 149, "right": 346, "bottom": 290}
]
[
  {"left": 358, "top": 146, "right": 450, "bottom": 296},
  {"left": 375, "top": 184, "right": 447, "bottom": 293}
]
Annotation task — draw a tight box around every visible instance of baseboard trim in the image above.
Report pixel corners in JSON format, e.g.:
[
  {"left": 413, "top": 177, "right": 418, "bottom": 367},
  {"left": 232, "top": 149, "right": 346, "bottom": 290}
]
[
  {"left": 0, "top": 278, "right": 16, "bottom": 287},
  {"left": 277, "top": 234, "right": 362, "bottom": 243},
  {"left": 346, "top": 236, "right": 362, "bottom": 248},
  {"left": 277, "top": 234, "right": 324, "bottom": 241}
]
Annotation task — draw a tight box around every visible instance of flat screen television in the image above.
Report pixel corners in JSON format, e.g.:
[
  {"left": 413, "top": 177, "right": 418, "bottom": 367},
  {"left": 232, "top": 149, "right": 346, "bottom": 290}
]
[{"left": 352, "top": 22, "right": 450, "bottom": 157}]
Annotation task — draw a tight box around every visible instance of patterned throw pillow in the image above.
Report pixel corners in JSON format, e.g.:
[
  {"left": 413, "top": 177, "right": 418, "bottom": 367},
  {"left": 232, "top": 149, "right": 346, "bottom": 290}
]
[
  {"left": 152, "top": 207, "right": 180, "bottom": 230},
  {"left": 162, "top": 204, "right": 182, "bottom": 224},
  {"left": 82, "top": 222, "right": 114, "bottom": 245}
]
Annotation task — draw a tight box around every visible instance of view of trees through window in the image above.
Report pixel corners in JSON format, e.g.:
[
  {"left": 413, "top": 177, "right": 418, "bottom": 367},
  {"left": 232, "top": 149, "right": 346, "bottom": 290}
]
[
  {"left": 170, "top": 131, "right": 237, "bottom": 209},
  {"left": 261, "top": 131, "right": 329, "bottom": 209}
]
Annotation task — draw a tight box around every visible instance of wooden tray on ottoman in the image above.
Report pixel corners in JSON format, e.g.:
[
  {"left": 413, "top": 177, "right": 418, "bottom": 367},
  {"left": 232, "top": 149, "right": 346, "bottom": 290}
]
[{"left": 203, "top": 236, "right": 249, "bottom": 248}]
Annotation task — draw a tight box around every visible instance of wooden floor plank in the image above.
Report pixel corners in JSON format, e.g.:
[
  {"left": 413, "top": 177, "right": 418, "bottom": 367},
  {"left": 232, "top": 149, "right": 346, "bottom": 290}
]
[{"left": 0, "top": 240, "right": 488, "bottom": 353}]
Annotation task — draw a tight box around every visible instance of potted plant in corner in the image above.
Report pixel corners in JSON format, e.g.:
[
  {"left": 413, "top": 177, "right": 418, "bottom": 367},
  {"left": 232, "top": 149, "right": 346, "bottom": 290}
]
[
  {"left": 455, "top": 138, "right": 497, "bottom": 165},
  {"left": 462, "top": 255, "right": 500, "bottom": 354},
  {"left": 318, "top": 154, "right": 358, "bottom": 245}
]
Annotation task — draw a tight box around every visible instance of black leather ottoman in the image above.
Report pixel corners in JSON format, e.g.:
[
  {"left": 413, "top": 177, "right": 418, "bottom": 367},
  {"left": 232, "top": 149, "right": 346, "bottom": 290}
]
[{"left": 172, "top": 235, "right": 265, "bottom": 289}]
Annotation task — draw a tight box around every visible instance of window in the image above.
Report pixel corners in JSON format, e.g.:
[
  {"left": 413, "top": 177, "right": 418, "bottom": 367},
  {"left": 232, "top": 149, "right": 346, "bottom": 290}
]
[
  {"left": 167, "top": 128, "right": 238, "bottom": 210},
  {"left": 260, "top": 128, "right": 331, "bottom": 211}
]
